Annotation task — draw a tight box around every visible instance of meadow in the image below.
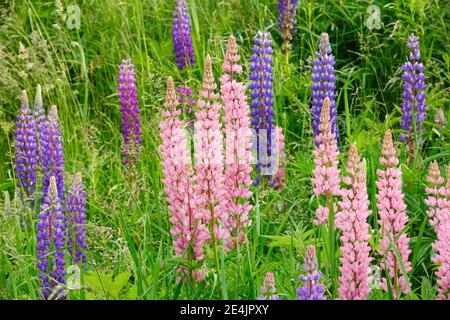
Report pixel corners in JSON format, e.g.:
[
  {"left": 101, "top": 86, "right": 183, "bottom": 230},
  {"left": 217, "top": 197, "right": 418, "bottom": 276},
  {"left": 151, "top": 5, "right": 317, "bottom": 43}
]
[{"left": 0, "top": 0, "right": 449, "bottom": 300}]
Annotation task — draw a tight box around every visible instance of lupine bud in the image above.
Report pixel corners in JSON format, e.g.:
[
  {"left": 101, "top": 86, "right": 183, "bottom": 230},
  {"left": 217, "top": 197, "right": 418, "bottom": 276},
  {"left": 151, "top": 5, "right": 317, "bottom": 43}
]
[
  {"left": 172, "top": 0, "right": 195, "bottom": 69},
  {"left": 117, "top": 58, "right": 142, "bottom": 168},
  {"left": 277, "top": 0, "right": 299, "bottom": 53},
  {"left": 310, "top": 33, "right": 338, "bottom": 145},
  {"left": 36, "top": 176, "right": 66, "bottom": 300},
  {"left": 14, "top": 90, "right": 38, "bottom": 202},
  {"left": 376, "top": 130, "right": 411, "bottom": 298},
  {"left": 249, "top": 31, "right": 276, "bottom": 185},
  {"left": 176, "top": 85, "right": 195, "bottom": 128},
  {"left": 336, "top": 144, "right": 372, "bottom": 299},
  {"left": 296, "top": 245, "right": 326, "bottom": 300},
  {"left": 67, "top": 172, "right": 87, "bottom": 265},
  {"left": 257, "top": 272, "right": 280, "bottom": 300},
  {"left": 40, "top": 105, "right": 65, "bottom": 200},
  {"left": 312, "top": 98, "right": 340, "bottom": 225},
  {"left": 220, "top": 35, "right": 253, "bottom": 249}
]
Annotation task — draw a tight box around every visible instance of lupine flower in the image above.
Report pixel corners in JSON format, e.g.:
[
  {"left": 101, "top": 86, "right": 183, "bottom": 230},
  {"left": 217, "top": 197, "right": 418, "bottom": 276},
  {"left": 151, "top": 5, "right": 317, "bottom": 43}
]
[
  {"left": 34, "top": 84, "right": 45, "bottom": 166},
  {"left": 277, "top": 0, "right": 299, "bottom": 53},
  {"left": 117, "top": 58, "right": 142, "bottom": 167},
  {"left": 296, "top": 245, "right": 326, "bottom": 300},
  {"left": 311, "top": 98, "right": 340, "bottom": 225},
  {"left": 271, "top": 126, "right": 286, "bottom": 191},
  {"left": 399, "top": 35, "right": 427, "bottom": 156},
  {"left": 194, "top": 55, "right": 228, "bottom": 242},
  {"left": 176, "top": 85, "right": 196, "bottom": 128},
  {"left": 432, "top": 219, "right": 450, "bottom": 300},
  {"left": 376, "top": 130, "right": 411, "bottom": 298},
  {"left": 161, "top": 77, "right": 208, "bottom": 275},
  {"left": 249, "top": 31, "right": 276, "bottom": 185},
  {"left": 14, "top": 90, "right": 38, "bottom": 202},
  {"left": 40, "top": 105, "right": 65, "bottom": 200},
  {"left": 336, "top": 144, "right": 372, "bottom": 300},
  {"left": 36, "top": 176, "right": 66, "bottom": 300},
  {"left": 67, "top": 172, "right": 87, "bottom": 265},
  {"left": 425, "top": 161, "right": 447, "bottom": 228},
  {"left": 257, "top": 272, "right": 280, "bottom": 300},
  {"left": 310, "top": 33, "right": 338, "bottom": 144},
  {"left": 172, "top": 0, "right": 195, "bottom": 69},
  {"left": 220, "top": 34, "right": 253, "bottom": 249}
]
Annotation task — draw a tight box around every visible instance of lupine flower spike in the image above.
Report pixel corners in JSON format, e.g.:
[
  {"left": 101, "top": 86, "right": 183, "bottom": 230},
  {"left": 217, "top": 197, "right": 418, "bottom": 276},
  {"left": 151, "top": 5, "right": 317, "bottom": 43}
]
[
  {"left": 172, "top": 0, "right": 195, "bottom": 69},
  {"left": 336, "top": 144, "right": 372, "bottom": 299},
  {"left": 220, "top": 34, "right": 253, "bottom": 249},
  {"left": 40, "top": 105, "right": 65, "bottom": 200},
  {"left": 194, "top": 55, "right": 228, "bottom": 243},
  {"left": 176, "top": 85, "right": 196, "bottom": 128},
  {"left": 297, "top": 245, "right": 326, "bottom": 300},
  {"left": 249, "top": 31, "right": 276, "bottom": 185},
  {"left": 117, "top": 58, "right": 142, "bottom": 168},
  {"left": 257, "top": 272, "right": 280, "bottom": 300},
  {"left": 376, "top": 130, "right": 411, "bottom": 298},
  {"left": 14, "top": 90, "right": 38, "bottom": 202},
  {"left": 67, "top": 172, "right": 87, "bottom": 265},
  {"left": 312, "top": 97, "right": 340, "bottom": 225},
  {"left": 34, "top": 84, "right": 46, "bottom": 166},
  {"left": 425, "top": 161, "right": 447, "bottom": 228},
  {"left": 271, "top": 126, "right": 286, "bottom": 191},
  {"left": 310, "top": 33, "right": 338, "bottom": 144},
  {"left": 161, "top": 77, "right": 208, "bottom": 280},
  {"left": 36, "top": 176, "right": 66, "bottom": 300},
  {"left": 400, "top": 35, "right": 427, "bottom": 164},
  {"left": 277, "top": 0, "right": 299, "bottom": 53}
]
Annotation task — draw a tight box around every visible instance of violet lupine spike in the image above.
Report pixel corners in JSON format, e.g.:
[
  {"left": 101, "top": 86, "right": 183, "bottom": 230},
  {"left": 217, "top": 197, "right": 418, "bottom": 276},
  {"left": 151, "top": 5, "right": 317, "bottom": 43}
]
[
  {"left": 220, "top": 35, "right": 253, "bottom": 250},
  {"left": 296, "top": 245, "right": 327, "bottom": 300},
  {"left": 310, "top": 33, "right": 338, "bottom": 145},
  {"left": 36, "top": 176, "right": 66, "bottom": 300},
  {"left": 399, "top": 35, "right": 427, "bottom": 148},
  {"left": 257, "top": 272, "right": 280, "bottom": 300},
  {"left": 176, "top": 85, "right": 195, "bottom": 128},
  {"left": 117, "top": 58, "right": 142, "bottom": 167},
  {"left": 277, "top": 0, "right": 299, "bottom": 53},
  {"left": 249, "top": 31, "right": 276, "bottom": 186},
  {"left": 14, "top": 90, "right": 38, "bottom": 202},
  {"left": 67, "top": 172, "right": 87, "bottom": 265},
  {"left": 376, "top": 130, "right": 411, "bottom": 298},
  {"left": 172, "top": 0, "right": 195, "bottom": 69},
  {"left": 336, "top": 144, "right": 372, "bottom": 300},
  {"left": 34, "top": 84, "right": 46, "bottom": 167},
  {"left": 40, "top": 105, "right": 65, "bottom": 200}
]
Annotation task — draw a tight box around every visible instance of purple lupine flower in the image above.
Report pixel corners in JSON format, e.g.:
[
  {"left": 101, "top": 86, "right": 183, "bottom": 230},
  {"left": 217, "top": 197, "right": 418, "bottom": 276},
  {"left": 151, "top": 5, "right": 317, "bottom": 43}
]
[
  {"left": 257, "top": 272, "right": 280, "bottom": 300},
  {"left": 310, "top": 33, "right": 338, "bottom": 145},
  {"left": 296, "top": 245, "right": 327, "bottom": 300},
  {"left": 36, "top": 176, "right": 66, "bottom": 300},
  {"left": 67, "top": 172, "right": 87, "bottom": 265},
  {"left": 400, "top": 35, "right": 427, "bottom": 145},
  {"left": 176, "top": 85, "right": 195, "bottom": 128},
  {"left": 277, "top": 0, "right": 299, "bottom": 53},
  {"left": 40, "top": 105, "right": 65, "bottom": 200},
  {"left": 172, "top": 0, "right": 196, "bottom": 69},
  {"left": 249, "top": 31, "right": 276, "bottom": 185},
  {"left": 117, "top": 58, "right": 142, "bottom": 167},
  {"left": 34, "top": 84, "right": 46, "bottom": 167},
  {"left": 14, "top": 90, "right": 38, "bottom": 202}
]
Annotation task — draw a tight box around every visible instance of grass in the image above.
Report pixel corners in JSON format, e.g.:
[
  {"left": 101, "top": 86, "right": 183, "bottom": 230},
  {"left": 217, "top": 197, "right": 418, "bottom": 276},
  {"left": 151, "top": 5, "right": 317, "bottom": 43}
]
[{"left": 0, "top": 0, "right": 449, "bottom": 300}]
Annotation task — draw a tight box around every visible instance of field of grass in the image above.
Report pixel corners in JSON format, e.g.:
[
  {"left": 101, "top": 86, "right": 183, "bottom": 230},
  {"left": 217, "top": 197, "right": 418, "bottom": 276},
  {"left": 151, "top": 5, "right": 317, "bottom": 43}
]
[{"left": 0, "top": 0, "right": 449, "bottom": 300}]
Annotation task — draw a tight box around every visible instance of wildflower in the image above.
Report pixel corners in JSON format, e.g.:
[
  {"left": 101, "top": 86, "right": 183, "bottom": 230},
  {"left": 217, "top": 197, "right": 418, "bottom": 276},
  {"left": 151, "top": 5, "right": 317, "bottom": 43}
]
[
  {"left": 172, "top": 0, "right": 195, "bottom": 69},
  {"left": 424, "top": 161, "right": 447, "bottom": 227},
  {"left": 310, "top": 33, "right": 338, "bottom": 144},
  {"left": 276, "top": 0, "right": 299, "bottom": 53},
  {"left": 257, "top": 272, "right": 280, "bottom": 300},
  {"left": 176, "top": 85, "right": 195, "bottom": 128},
  {"left": 296, "top": 245, "right": 326, "bottom": 300},
  {"left": 33, "top": 84, "right": 45, "bottom": 166},
  {"left": 67, "top": 172, "right": 87, "bottom": 265},
  {"left": 376, "top": 130, "right": 411, "bottom": 298},
  {"left": 36, "top": 176, "right": 66, "bottom": 300},
  {"left": 336, "top": 144, "right": 372, "bottom": 299},
  {"left": 270, "top": 126, "right": 286, "bottom": 191}
]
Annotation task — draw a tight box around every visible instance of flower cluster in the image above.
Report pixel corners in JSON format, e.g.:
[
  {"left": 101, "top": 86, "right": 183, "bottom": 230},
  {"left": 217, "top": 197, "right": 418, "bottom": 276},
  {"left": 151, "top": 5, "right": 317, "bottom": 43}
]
[
  {"left": 257, "top": 272, "right": 280, "bottom": 300},
  {"left": 425, "top": 161, "right": 447, "bottom": 228},
  {"left": 271, "top": 126, "right": 286, "bottom": 191},
  {"left": 276, "top": 0, "right": 299, "bottom": 53},
  {"left": 33, "top": 84, "right": 46, "bottom": 167},
  {"left": 376, "top": 130, "right": 411, "bottom": 298},
  {"left": 310, "top": 33, "right": 338, "bottom": 144},
  {"left": 67, "top": 172, "right": 87, "bottom": 265},
  {"left": 117, "top": 58, "right": 142, "bottom": 168},
  {"left": 336, "top": 144, "right": 372, "bottom": 299},
  {"left": 297, "top": 245, "right": 326, "bottom": 300},
  {"left": 176, "top": 85, "right": 195, "bottom": 128},
  {"left": 172, "top": 0, "right": 196, "bottom": 69}
]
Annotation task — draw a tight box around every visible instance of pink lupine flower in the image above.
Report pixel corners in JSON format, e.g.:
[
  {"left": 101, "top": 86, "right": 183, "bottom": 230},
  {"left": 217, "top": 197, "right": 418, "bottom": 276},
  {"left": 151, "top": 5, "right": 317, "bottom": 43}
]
[
  {"left": 160, "top": 77, "right": 208, "bottom": 272},
  {"left": 194, "top": 55, "right": 228, "bottom": 243},
  {"left": 311, "top": 97, "right": 340, "bottom": 225},
  {"left": 220, "top": 35, "right": 253, "bottom": 249},
  {"left": 336, "top": 144, "right": 372, "bottom": 300},
  {"left": 271, "top": 126, "right": 286, "bottom": 192},
  {"left": 376, "top": 130, "right": 411, "bottom": 298},
  {"left": 432, "top": 219, "right": 450, "bottom": 300},
  {"left": 425, "top": 161, "right": 447, "bottom": 228}
]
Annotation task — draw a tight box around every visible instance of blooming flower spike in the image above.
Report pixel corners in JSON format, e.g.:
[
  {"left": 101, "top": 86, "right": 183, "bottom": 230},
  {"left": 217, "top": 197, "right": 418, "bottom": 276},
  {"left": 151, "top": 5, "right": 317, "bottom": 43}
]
[
  {"left": 277, "top": 0, "right": 299, "bottom": 53},
  {"left": 172, "top": 0, "right": 196, "bottom": 69},
  {"left": 67, "top": 172, "right": 87, "bottom": 265},
  {"left": 257, "top": 272, "right": 280, "bottom": 300},
  {"left": 297, "top": 245, "right": 326, "bottom": 300}
]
